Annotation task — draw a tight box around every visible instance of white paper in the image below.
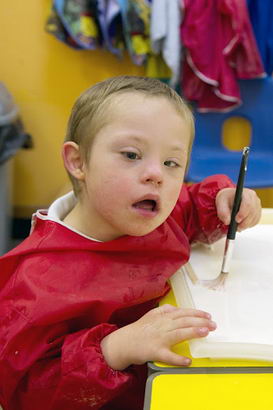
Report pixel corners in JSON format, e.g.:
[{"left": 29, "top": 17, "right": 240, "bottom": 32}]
[{"left": 171, "top": 225, "right": 273, "bottom": 360}]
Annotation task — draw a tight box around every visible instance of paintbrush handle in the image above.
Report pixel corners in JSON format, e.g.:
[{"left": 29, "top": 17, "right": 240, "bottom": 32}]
[{"left": 227, "top": 147, "right": 250, "bottom": 240}]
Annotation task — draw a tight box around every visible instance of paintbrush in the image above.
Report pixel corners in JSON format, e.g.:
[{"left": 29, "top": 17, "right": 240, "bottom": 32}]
[{"left": 201, "top": 146, "right": 250, "bottom": 290}]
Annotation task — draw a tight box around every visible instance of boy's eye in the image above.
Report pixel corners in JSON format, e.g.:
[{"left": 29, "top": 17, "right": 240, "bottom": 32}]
[
  {"left": 122, "top": 151, "right": 140, "bottom": 160},
  {"left": 164, "top": 160, "right": 180, "bottom": 168}
]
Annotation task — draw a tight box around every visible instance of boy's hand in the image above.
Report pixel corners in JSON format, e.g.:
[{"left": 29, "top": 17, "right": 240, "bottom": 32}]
[
  {"left": 101, "top": 304, "right": 216, "bottom": 370},
  {"left": 216, "top": 187, "right": 261, "bottom": 231}
]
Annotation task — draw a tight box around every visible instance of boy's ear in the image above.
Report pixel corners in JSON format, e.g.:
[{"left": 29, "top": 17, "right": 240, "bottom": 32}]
[{"left": 62, "top": 142, "right": 85, "bottom": 181}]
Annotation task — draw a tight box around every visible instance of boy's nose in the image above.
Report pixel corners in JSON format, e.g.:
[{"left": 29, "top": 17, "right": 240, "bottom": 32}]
[{"left": 141, "top": 164, "right": 163, "bottom": 186}]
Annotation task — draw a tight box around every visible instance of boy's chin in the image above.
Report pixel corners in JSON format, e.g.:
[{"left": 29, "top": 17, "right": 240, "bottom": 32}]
[{"left": 124, "top": 223, "right": 161, "bottom": 238}]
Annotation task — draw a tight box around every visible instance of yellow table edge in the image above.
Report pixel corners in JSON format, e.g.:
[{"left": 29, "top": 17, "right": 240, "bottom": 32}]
[{"left": 144, "top": 370, "right": 273, "bottom": 410}]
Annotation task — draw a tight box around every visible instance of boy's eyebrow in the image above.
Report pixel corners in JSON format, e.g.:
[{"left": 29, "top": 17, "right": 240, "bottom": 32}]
[
  {"left": 115, "top": 135, "right": 187, "bottom": 152},
  {"left": 169, "top": 145, "right": 187, "bottom": 153},
  {"left": 115, "top": 135, "right": 145, "bottom": 144}
]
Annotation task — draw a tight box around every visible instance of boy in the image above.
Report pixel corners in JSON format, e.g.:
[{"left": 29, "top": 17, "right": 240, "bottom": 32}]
[{"left": 0, "top": 76, "right": 261, "bottom": 410}]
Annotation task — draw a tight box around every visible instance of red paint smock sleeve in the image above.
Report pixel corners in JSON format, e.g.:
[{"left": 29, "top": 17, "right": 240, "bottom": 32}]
[
  {"left": 171, "top": 174, "right": 235, "bottom": 244},
  {"left": 0, "top": 305, "right": 139, "bottom": 410}
]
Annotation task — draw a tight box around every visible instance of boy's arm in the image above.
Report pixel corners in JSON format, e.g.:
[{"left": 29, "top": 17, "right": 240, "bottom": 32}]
[
  {"left": 171, "top": 174, "right": 234, "bottom": 244},
  {"left": 0, "top": 316, "right": 134, "bottom": 410},
  {"left": 172, "top": 174, "right": 261, "bottom": 244},
  {"left": 0, "top": 299, "right": 216, "bottom": 410}
]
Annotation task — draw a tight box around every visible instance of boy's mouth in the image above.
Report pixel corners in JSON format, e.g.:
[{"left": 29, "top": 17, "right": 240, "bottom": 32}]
[
  {"left": 132, "top": 195, "right": 160, "bottom": 214},
  {"left": 133, "top": 199, "right": 157, "bottom": 212}
]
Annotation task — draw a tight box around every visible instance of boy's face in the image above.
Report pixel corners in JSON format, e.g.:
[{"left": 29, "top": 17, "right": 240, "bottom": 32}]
[{"left": 80, "top": 93, "right": 191, "bottom": 241}]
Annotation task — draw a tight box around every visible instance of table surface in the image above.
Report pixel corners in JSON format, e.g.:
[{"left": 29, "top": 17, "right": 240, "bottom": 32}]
[{"left": 144, "top": 371, "right": 273, "bottom": 410}]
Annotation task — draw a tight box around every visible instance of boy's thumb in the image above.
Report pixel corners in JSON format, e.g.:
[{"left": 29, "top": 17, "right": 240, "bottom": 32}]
[
  {"left": 217, "top": 202, "right": 231, "bottom": 225},
  {"left": 160, "top": 350, "right": 191, "bottom": 367}
]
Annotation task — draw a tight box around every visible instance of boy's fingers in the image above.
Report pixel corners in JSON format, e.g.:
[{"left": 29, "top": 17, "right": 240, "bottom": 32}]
[
  {"left": 237, "top": 213, "right": 259, "bottom": 230},
  {"left": 157, "top": 349, "right": 192, "bottom": 367},
  {"left": 237, "top": 205, "right": 261, "bottom": 230},
  {"left": 236, "top": 199, "right": 252, "bottom": 223},
  {"left": 171, "top": 317, "right": 217, "bottom": 331},
  {"left": 217, "top": 197, "right": 231, "bottom": 225},
  {"left": 169, "top": 308, "right": 211, "bottom": 320},
  {"left": 216, "top": 187, "right": 261, "bottom": 227},
  {"left": 236, "top": 189, "right": 261, "bottom": 224},
  {"left": 169, "top": 326, "right": 210, "bottom": 345}
]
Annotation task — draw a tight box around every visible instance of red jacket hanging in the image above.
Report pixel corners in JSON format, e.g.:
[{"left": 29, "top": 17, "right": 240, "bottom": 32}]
[
  {"left": 181, "top": 0, "right": 265, "bottom": 112},
  {"left": 0, "top": 175, "right": 233, "bottom": 410}
]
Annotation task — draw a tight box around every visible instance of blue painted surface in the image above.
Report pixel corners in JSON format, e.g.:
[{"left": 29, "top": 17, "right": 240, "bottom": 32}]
[{"left": 186, "top": 78, "right": 273, "bottom": 188}]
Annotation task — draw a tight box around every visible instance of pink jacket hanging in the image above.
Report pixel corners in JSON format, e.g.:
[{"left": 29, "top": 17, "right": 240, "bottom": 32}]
[{"left": 181, "top": 0, "right": 265, "bottom": 112}]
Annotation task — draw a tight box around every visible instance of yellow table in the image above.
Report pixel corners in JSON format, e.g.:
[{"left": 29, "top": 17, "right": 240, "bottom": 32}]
[
  {"left": 144, "top": 209, "right": 273, "bottom": 409},
  {"left": 144, "top": 371, "right": 273, "bottom": 410}
]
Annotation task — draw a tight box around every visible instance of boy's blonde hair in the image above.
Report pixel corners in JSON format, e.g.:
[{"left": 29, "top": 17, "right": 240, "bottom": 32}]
[{"left": 65, "top": 75, "right": 194, "bottom": 195}]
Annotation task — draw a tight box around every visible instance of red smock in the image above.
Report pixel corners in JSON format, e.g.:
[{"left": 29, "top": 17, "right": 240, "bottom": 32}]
[{"left": 0, "top": 175, "right": 233, "bottom": 410}]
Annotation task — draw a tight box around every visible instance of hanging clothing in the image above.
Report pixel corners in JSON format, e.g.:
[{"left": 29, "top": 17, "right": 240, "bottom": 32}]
[
  {"left": 97, "top": 0, "right": 125, "bottom": 56},
  {"left": 45, "top": 0, "right": 165, "bottom": 71},
  {"left": 150, "top": 0, "right": 183, "bottom": 87},
  {"left": 247, "top": 0, "right": 273, "bottom": 76},
  {"left": 0, "top": 175, "right": 233, "bottom": 410},
  {"left": 46, "top": 0, "right": 102, "bottom": 49},
  {"left": 181, "top": 0, "right": 265, "bottom": 112},
  {"left": 45, "top": 4, "right": 81, "bottom": 49},
  {"left": 118, "top": 0, "right": 152, "bottom": 65}
]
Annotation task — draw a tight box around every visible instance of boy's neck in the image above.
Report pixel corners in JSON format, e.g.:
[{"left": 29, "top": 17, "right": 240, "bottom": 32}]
[
  {"left": 62, "top": 202, "right": 96, "bottom": 240},
  {"left": 62, "top": 201, "right": 121, "bottom": 242}
]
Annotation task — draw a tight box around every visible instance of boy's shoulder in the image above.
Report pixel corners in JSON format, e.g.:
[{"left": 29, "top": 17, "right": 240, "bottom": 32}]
[
  {"left": 0, "top": 213, "right": 101, "bottom": 289},
  {"left": 2, "top": 211, "right": 91, "bottom": 260}
]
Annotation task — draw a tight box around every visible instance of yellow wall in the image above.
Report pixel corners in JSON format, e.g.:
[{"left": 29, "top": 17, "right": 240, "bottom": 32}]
[
  {"left": 0, "top": 1, "right": 272, "bottom": 216},
  {"left": 0, "top": 0, "right": 145, "bottom": 216}
]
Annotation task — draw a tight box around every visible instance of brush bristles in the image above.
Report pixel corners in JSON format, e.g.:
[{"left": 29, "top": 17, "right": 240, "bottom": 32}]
[
  {"left": 199, "top": 272, "right": 228, "bottom": 290},
  {"left": 184, "top": 263, "right": 228, "bottom": 290}
]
